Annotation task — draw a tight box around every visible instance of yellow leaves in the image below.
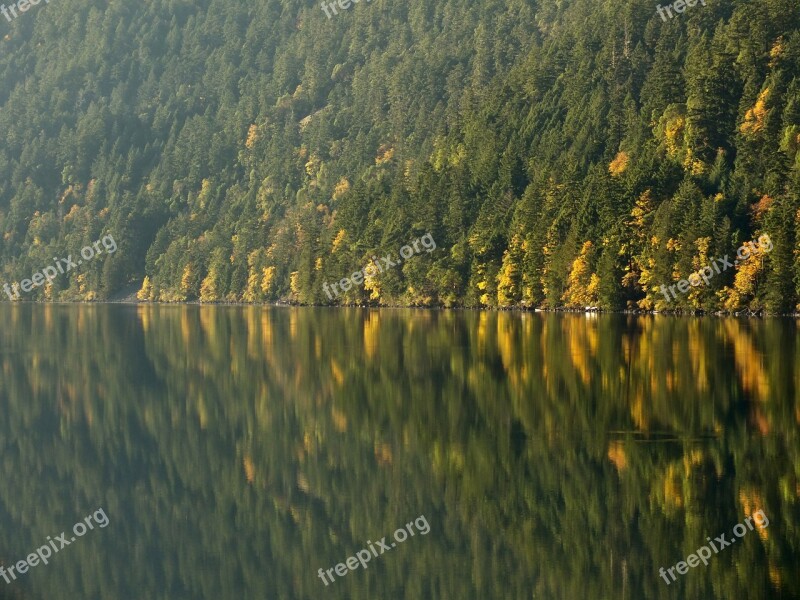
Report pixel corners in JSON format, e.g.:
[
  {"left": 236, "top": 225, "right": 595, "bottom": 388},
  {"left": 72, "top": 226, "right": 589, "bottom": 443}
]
[
  {"left": 739, "top": 487, "right": 769, "bottom": 541},
  {"left": 693, "top": 236, "right": 711, "bottom": 256},
  {"left": 609, "top": 151, "right": 630, "bottom": 176},
  {"left": 375, "top": 144, "right": 394, "bottom": 165},
  {"left": 497, "top": 234, "right": 523, "bottom": 306},
  {"left": 364, "top": 270, "right": 382, "bottom": 301},
  {"left": 363, "top": 313, "right": 380, "bottom": 358},
  {"left": 682, "top": 449, "right": 704, "bottom": 477},
  {"left": 720, "top": 319, "right": 770, "bottom": 401},
  {"left": 769, "top": 36, "right": 785, "bottom": 67},
  {"left": 497, "top": 262, "right": 518, "bottom": 305},
  {"left": 607, "top": 441, "right": 627, "bottom": 472},
  {"left": 304, "top": 154, "right": 319, "bottom": 176},
  {"left": 243, "top": 455, "right": 256, "bottom": 483},
  {"left": 629, "top": 190, "right": 654, "bottom": 232},
  {"left": 331, "top": 229, "right": 346, "bottom": 253},
  {"left": 64, "top": 204, "right": 81, "bottom": 221},
  {"left": 563, "top": 315, "right": 595, "bottom": 385},
  {"left": 688, "top": 158, "right": 706, "bottom": 176},
  {"left": 741, "top": 88, "right": 770, "bottom": 135},
  {"left": 332, "top": 177, "right": 350, "bottom": 200},
  {"left": 330, "top": 359, "right": 344, "bottom": 386},
  {"left": 315, "top": 257, "right": 323, "bottom": 271},
  {"left": 137, "top": 276, "right": 153, "bottom": 301},
  {"left": 243, "top": 272, "right": 259, "bottom": 303},
  {"left": 663, "top": 111, "right": 685, "bottom": 157},
  {"left": 261, "top": 266, "right": 276, "bottom": 294},
  {"left": 752, "top": 194, "right": 774, "bottom": 220},
  {"left": 199, "top": 269, "right": 218, "bottom": 302},
  {"left": 719, "top": 248, "right": 766, "bottom": 311},
  {"left": 289, "top": 271, "right": 300, "bottom": 297},
  {"left": 588, "top": 273, "right": 600, "bottom": 298},
  {"left": 180, "top": 263, "right": 193, "bottom": 298},
  {"left": 245, "top": 123, "right": 258, "bottom": 149},
  {"left": 656, "top": 103, "right": 709, "bottom": 172},
  {"left": 665, "top": 238, "right": 681, "bottom": 252},
  {"left": 630, "top": 388, "right": 648, "bottom": 430},
  {"left": 685, "top": 237, "right": 713, "bottom": 307},
  {"left": 562, "top": 241, "right": 598, "bottom": 308}
]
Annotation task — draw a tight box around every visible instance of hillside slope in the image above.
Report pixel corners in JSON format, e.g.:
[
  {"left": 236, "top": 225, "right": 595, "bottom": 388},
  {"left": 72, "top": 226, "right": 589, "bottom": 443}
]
[{"left": 0, "top": 0, "right": 799, "bottom": 311}]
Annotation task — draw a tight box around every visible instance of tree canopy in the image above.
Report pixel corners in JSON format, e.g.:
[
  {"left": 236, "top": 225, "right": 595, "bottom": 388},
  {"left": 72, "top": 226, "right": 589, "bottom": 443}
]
[{"left": 0, "top": 0, "right": 799, "bottom": 311}]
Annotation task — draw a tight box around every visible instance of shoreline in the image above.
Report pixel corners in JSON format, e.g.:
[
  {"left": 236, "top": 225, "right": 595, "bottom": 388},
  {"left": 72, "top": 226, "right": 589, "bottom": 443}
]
[{"left": 0, "top": 298, "right": 796, "bottom": 318}]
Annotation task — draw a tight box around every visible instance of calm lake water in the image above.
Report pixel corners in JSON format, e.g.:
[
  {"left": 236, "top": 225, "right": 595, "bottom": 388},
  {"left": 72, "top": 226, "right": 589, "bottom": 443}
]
[{"left": 0, "top": 304, "right": 797, "bottom": 600}]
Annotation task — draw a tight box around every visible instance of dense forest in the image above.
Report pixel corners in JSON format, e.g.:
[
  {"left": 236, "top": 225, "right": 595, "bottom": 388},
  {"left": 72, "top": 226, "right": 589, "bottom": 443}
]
[
  {"left": 0, "top": 306, "right": 797, "bottom": 598},
  {"left": 0, "top": 0, "right": 799, "bottom": 311}
]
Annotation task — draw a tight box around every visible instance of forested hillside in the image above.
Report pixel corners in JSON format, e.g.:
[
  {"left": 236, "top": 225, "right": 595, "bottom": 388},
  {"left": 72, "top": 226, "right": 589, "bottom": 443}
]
[{"left": 1, "top": 0, "right": 799, "bottom": 311}]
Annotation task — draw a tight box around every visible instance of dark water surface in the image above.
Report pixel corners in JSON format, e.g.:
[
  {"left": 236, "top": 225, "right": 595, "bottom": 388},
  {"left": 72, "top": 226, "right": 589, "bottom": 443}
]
[{"left": 0, "top": 304, "right": 797, "bottom": 599}]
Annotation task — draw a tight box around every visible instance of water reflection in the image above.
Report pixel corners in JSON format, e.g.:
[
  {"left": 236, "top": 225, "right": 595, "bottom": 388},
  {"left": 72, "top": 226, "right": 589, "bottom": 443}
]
[{"left": 0, "top": 305, "right": 797, "bottom": 599}]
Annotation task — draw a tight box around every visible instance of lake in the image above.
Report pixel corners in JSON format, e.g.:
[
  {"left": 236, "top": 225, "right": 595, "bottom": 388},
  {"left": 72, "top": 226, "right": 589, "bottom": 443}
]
[{"left": 0, "top": 304, "right": 797, "bottom": 599}]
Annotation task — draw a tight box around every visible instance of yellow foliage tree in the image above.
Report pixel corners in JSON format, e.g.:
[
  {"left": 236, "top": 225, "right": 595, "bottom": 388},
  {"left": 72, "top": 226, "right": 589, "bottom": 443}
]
[
  {"left": 304, "top": 154, "right": 319, "bottom": 176},
  {"left": 562, "top": 241, "right": 599, "bottom": 307},
  {"left": 179, "top": 263, "right": 193, "bottom": 300},
  {"left": 609, "top": 151, "right": 629, "bottom": 176},
  {"left": 665, "top": 114, "right": 685, "bottom": 157},
  {"left": 137, "top": 276, "right": 153, "bottom": 301},
  {"left": 686, "top": 236, "right": 712, "bottom": 308},
  {"left": 243, "top": 270, "right": 260, "bottom": 302},
  {"left": 199, "top": 268, "right": 219, "bottom": 302},
  {"left": 332, "top": 178, "right": 350, "bottom": 200},
  {"left": 364, "top": 270, "right": 382, "bottom": 301},
  {"left": 741, "top": 88, "right": 770, "bottom": 135},
  {"left": 720, "top": 249, "right": 766, "bottom": 311},
  {"left": 261, "top": 266, "right": 276, "bottom": 295},
  {"left": 289, "top": 271, "right": 300, "bottom": 300},
  {"left": 331, "top": 229, "right": 346, "bottom": 253},
  {"left": 375, "top": 144, "right": 394, "bottom": 165},
  {"left": 242, "top": 250, "right": 262, "bottom": 302},
  {"left": 245, "top": 124, "right": 258, "bottom": 149},
  {"left": 497, "top": 234, "right": 524, "bottom": 306}
]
